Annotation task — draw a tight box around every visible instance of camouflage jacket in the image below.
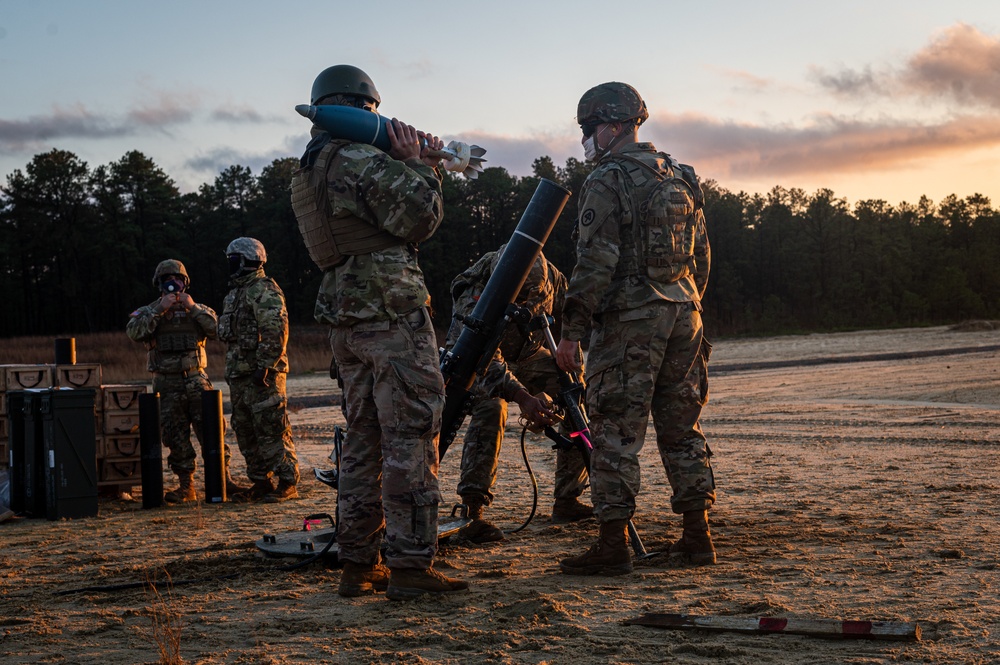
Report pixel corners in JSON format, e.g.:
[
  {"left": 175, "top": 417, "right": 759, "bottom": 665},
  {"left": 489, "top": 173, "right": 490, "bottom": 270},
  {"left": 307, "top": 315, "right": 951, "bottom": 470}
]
[
  {"left": 126, "top": 299, "right": 217, "bottom": 374},
  {"left": 308, "top": 129, "right": 445, "bottom": 326},
  {"left": 445, "top": 249, "right": 567, "bottom": 401},
  {"left": 218, "top": 269, "right": 290, "bottom": 379},
  {"left": 562, "top": 142, "right": 710, "bottom": 342}
]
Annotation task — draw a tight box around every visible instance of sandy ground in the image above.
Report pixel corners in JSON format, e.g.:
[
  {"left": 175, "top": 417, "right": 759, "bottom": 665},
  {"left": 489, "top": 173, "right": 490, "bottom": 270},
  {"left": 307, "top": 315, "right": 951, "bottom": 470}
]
[{"left": 1, "top": 324, "right": 999, "bottom": 664}]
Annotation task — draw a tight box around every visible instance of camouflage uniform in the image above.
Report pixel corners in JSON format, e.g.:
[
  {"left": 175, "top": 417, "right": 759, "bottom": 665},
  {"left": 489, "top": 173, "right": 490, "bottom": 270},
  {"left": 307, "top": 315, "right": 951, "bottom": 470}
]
[
  {"left": 126, "top": 297, "right": 232, "bottom": 474},
  {"left": 446, "top": 250, "right": 589, "bottom": 507},
  {"left": 308, "top": 127, "right": 446, "bottom": 571},
  {"left": 219, "top": 268, "right": 299, "bottom": 487},
  {"left": 562, "top": 141, "right": 715, "bottom": 522}
]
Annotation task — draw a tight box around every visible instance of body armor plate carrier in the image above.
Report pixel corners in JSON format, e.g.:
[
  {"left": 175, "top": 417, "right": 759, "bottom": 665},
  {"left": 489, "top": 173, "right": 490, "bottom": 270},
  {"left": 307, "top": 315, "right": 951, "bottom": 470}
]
[{"left": 291, "top": 135, "right": 401, "bottom": 270}]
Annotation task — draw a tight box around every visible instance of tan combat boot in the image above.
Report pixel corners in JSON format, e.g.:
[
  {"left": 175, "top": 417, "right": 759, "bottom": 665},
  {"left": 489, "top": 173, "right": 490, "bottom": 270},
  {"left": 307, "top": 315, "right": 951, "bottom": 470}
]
[
  {"left": 163, "top": 472, "right": 197, "bottom": 504},
  {"left": 460, "top": 499, "right": 504, "bottom": 544},
  {"left": 559, "top": 518, "right": 633, "bottom": 576},
  {"left": 338, "top": 560, "right": 391, "bottom": 597},
  {"left": 386, "top": 567, "right": 470, "bottom": 601},
  {"left": 551, "top": 497, "right": 595, "bottom": 524},
  {"left": 225, "top": 468, "right": 251, "bottom": 496},
  {"left": 263, "top": 478, "right": 299, "bottom": 503},
  {"left": 667, "top": 510, "right": 717, "bottom": 566},
  {"left": 229, "top": 478, "right": 274, "bottom": 504}
]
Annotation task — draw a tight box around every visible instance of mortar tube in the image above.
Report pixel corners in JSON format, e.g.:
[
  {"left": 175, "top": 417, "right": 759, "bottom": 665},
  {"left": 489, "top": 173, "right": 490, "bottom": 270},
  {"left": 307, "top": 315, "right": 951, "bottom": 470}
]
[
  {"left": 201, "top": 390, "right": 226, "bottom": 504},
  {"left": 139, "top": 393, "right": 164, "bottom": 509}
]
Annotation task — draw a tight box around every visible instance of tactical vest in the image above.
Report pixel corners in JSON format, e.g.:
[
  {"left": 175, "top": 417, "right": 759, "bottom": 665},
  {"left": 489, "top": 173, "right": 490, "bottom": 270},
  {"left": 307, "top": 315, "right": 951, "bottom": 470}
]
[
  {"left": 291, "top": 138, "right": 402, "bottom": 270},
  {"left": 505, "top": 258, "right": 553, "bottom": 361},
  {"left": 615, "top": 153, "right": 703, "bottom": 286},
  {"left": 450, "top": 254, "right": 555, "bottom": 363},
  {"left": 150, "top": 309, "right": 206, "bottom": 373}
]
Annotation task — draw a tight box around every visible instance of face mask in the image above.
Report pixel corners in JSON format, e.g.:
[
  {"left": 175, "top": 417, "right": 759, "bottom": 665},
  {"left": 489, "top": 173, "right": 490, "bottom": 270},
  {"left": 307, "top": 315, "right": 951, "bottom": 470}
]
[
  {"left": 583, "top": 124, "right": 611, "bottom": 162},
  {"left": 228, "top": 254, "right": 245, "bottom": 276},
  {"left": 160, "top": 278, "right": 186, "bottom": 294}
]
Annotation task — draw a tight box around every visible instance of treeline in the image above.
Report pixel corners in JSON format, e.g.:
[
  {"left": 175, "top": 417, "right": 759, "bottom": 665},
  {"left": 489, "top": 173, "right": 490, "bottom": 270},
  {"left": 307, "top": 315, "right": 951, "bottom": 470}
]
[{"left": 1, "top": 148, "right": 998, "bottom": 341}]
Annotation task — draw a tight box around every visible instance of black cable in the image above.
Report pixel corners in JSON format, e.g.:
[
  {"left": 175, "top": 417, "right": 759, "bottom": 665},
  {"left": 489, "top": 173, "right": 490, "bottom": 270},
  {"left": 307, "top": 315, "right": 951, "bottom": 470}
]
[
  {"left": 54, "top": 573, "right": 242, "bottom": 596},
  {"left": 504, "top": 425, "right": 539, "bottom": 534},
  {"left": 274, "top": 513, "right": 338, "bottom": 571},
  {"left": 55, "top": 513, "right": 340, "bottom": 595}
]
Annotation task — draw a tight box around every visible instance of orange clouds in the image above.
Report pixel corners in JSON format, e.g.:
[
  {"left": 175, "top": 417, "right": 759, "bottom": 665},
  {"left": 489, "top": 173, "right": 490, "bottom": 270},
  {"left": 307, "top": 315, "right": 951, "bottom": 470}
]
[
  {"left": 645, "top": 112, "right": 1000, "bottom": 179},
  {"left": 904, "top": 23, "right": 1000, "bottom": 108}
]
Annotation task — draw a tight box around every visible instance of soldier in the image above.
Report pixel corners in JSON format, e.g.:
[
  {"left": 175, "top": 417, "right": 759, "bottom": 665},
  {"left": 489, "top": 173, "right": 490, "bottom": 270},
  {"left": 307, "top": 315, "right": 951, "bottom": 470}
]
[
  {"left": 555, "top": 82, "right": 716, "bottom": 575},
  {"left": 446, "top": 247, "right": 591, "bottom": 544},
  {"left": 127, "top": 259, "right": 248, "bottom": 503},
  {"left": 291, "top": 64, "right": 467, "bottom": 600},
  {"left": 218, "top": 237, "right": 300, "bottom": 504}
]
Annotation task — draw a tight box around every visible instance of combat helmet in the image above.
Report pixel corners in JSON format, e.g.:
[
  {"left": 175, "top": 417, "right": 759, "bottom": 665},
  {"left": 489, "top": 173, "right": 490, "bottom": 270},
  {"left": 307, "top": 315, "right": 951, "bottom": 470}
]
[
  {"left": 491, "top": 245, "right": 549, "bottom": 304},
  {"left": 226, "top": 237, "right": 267, "bottom": 262},
  {"left": 311, "top": 64, "right": 381, "bottom": 107},
  {"left": 226, "top": 237, "right": 267, "bottom": 276},
  {"left": 577, "top": 82, "right": 649, "bottom": 126},
  {"left": 152, "top": 259, "right": 189, "bottom": 288}
]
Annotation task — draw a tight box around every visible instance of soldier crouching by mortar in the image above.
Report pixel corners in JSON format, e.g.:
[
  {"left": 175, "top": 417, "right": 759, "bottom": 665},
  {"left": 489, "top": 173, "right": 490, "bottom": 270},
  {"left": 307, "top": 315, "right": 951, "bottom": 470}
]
[
  {"left": 446, "top": 246, "right": 591, "bottom": 543},
  {"left": 127, "top": 259, "right": 250, "bottom": 503},
  {"left": 218, "top": 237, "right": 300, "bottom": 504}
]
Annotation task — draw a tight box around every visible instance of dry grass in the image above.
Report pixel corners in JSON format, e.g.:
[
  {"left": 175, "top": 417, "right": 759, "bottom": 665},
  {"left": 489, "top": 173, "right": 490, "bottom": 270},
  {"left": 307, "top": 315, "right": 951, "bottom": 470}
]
[
  {"left": 145, "top": 571, "right": 184, "bottom": 665},
  {"left": 0, "top": 324, "right": 336, "bottom": 384}
]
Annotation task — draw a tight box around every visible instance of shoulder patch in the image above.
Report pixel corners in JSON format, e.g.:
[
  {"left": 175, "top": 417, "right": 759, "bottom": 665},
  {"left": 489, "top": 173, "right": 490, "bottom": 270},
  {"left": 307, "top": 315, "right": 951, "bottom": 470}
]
[{"left": 580, "top": 209, "right": 596, "bottom": 227}]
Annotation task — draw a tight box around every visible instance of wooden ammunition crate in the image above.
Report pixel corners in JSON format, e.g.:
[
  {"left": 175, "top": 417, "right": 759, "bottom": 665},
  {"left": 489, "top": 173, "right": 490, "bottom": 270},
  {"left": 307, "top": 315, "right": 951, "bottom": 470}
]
[
  {"left": 2, "top": 365, "right": 54, "bottom": 391},
  {"left": 98, "top": 457, "right": 141, "bottom": 483},
  {"left": 103, "top": 411, "right": 140, "bottom": 435},
  {"left": 97, "top": 434, "right": 141, "bottom": 459},
  {"left": 101, "top": 384, "right": 147, "bottom": 413},
  {"left": 55, "top": 364, "right": 103, "bottom": 389}
]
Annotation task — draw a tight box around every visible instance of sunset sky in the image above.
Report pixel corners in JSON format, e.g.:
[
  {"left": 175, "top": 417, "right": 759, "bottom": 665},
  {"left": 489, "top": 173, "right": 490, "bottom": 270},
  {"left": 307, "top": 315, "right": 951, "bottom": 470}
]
[{"left": 2, "top": 0, "right": 998, "bottom": 207}]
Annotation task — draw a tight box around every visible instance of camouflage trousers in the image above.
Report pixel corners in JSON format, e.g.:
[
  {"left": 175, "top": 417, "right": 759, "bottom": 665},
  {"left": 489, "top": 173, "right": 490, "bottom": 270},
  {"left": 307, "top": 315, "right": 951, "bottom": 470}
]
[
  {"left": 585, "top": 301, "right": 715, "bottom": 522},
  {"left": 228, "top": 372, "right": 299, "bottom": 485},
  {"left": 458, "top": 349, "right": 589, "bottom": 505},
  {"left": 152, "top": 371, "right": 232, "bottom": 475},
  {"left": 329, "top": 306, "right": 445, "bottom": 570}
]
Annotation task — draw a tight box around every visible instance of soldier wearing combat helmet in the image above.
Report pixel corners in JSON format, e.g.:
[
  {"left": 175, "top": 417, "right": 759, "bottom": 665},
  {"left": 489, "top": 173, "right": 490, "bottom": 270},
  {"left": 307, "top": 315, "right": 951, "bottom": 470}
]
[
  {"left": 218, "top": 237, "right": 300, "bottom": 504},
  {"left": 127, "top": 259, "right": 249, "bottom": 503},
  {"left": 291, "top": 64, "right": 468, "bottom": 600},
  {"left": 556, "top": 81, "right": 717, "bottom": 575},
  {"left": 444, "top": 247, "right": 590, "bottom": 543}
]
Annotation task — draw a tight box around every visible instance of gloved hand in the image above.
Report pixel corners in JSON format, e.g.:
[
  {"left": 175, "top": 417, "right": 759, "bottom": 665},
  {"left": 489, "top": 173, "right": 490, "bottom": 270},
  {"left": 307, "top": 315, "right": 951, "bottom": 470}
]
[
  {"left": 513, "top": 389, "right": 557, "bottom": 428},
  {"left": 252, "top": 367, "right": 273, "bottom": 388}
]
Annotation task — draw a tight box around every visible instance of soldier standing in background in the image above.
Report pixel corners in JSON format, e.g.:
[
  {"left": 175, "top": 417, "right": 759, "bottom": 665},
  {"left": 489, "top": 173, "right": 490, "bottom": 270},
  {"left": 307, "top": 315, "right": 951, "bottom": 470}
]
[
  {"left": 446, "top": 246, "right": 590, "bottom": 543},
  {"left": 127, "top": 259, "right": 248, "bottom": 503},
  {"left": 556, "top": 82, "right": 716, "bottom": 575},
  {"left": 291, "top": 64, "right": 467, "bottom": 600},
  {"left": 219, "top": 237, "right": 300, "bottom": 504}
]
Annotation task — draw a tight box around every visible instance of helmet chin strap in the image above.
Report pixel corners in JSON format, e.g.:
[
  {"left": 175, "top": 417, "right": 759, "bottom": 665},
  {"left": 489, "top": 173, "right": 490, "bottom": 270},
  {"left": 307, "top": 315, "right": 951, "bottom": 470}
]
[{"left": 228, "top": 254, "right": 249, "bottom": 276}]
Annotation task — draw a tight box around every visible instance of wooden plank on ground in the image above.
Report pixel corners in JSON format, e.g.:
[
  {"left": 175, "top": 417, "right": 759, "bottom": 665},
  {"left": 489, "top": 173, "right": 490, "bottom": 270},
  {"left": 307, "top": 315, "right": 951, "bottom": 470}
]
[{"left": 623, "top": 613, "right": 921, "bottom": 642}]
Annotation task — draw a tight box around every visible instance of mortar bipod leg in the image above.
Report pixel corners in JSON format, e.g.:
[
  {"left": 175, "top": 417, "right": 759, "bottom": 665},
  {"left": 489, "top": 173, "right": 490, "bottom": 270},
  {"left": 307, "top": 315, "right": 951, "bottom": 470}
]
[{"left": 627, "top": 519, "right": 660, "bottom": 560}]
